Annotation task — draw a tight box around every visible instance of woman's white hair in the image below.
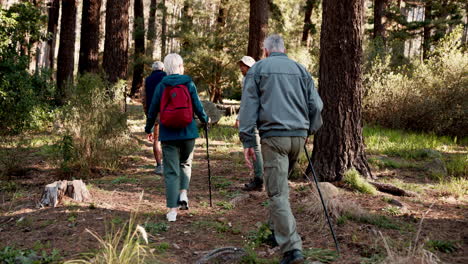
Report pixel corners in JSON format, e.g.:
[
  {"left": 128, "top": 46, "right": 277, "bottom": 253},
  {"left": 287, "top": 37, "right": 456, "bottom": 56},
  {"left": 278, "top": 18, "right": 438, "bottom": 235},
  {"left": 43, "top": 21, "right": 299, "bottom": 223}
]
[
  {"left": 163, "top": 53, "right": 184, "bottom": 75},
  {"left": 152, "top": 61, "right": 164, "bottom": 71},
  {"left": 263, "top": 34, "right": 285, "bottom": 53}
]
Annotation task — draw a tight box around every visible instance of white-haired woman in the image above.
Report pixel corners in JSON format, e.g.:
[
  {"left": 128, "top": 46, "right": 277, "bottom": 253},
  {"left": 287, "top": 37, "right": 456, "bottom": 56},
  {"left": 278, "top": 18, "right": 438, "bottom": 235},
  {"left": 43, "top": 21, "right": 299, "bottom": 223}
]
[{"left": 145, "top": 53, "right": 209, "bottom": 222}]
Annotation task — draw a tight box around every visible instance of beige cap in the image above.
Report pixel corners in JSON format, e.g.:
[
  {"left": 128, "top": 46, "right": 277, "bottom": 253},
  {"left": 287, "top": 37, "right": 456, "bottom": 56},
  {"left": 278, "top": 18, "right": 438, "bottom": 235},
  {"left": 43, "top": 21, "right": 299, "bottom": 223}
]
[{"left": 239, "top": 56, "right": 256, "bottom": 68}]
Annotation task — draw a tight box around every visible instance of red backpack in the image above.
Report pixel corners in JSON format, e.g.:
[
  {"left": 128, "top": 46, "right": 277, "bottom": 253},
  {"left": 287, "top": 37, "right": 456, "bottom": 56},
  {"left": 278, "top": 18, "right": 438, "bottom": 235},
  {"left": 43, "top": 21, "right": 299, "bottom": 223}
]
[{"left": 160, "top": 84, "right": 193, "bottom": 128}]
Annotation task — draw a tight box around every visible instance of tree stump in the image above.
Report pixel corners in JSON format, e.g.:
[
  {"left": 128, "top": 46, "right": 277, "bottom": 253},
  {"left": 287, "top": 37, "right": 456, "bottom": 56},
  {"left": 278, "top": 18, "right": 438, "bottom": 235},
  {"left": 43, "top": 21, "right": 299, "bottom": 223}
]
[{"left": 39, "top": 180, "right": 92, "bottom": 207}]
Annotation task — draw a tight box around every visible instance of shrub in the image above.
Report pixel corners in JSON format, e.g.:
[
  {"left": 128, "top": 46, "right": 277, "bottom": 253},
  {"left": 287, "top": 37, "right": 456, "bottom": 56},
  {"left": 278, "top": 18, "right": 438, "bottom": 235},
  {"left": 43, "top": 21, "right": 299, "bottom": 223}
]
[
  {"left": 56, "top": 74, "right": 134, "bottom": 175},
  {"left": 343, "top": 168, "right": 378, "bottom": 195},
  {"left": 363, "top": 26, "right": 467, "bottom": 138},
  {"left": 0, "top": 3, "right": 53, "bottom": 135},
  {"left": 0, "top": 246, "right": 60, "bottom": 263}
]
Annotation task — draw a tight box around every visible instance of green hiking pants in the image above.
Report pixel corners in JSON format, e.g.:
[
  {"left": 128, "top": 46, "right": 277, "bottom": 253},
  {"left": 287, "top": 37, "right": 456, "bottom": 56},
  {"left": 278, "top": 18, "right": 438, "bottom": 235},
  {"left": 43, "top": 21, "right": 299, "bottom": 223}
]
[
  {"left": 261, "top": 136, "right": 305, "bottom": 253},
  {"left": 161, "top": 139, "right": 195, "bottom": 208}
]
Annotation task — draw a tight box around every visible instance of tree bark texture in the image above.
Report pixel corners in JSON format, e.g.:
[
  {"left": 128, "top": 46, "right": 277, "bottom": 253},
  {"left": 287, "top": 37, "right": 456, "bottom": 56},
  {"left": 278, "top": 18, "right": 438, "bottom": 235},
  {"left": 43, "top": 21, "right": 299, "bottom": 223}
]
[
  {"left": 312, "top": 0, "right": 373, "bottom": 181},
  {"left": 160, "top": 0, "right": 167, "bottom": 59},
  {"left": 56, "top": 0, "right": 77, "bottom": 105},
  {"left": 46, "top": 0, "right": 59, "bottom": 70},
  {"left": 373, "top": 0, "right": 388, "bottom": 40},
  {"left": 301, "top": 0, "right": 316, "bottom": 47},
  {"left": 79, "top": 0, "right": 102, "bottom": 74},
  {"left": 103, "top": 0, "right": 130, "bottom": 83},
  {"left": 130, "top": 0, "right": 145, "bottom": 97},
  {"left": 78, "top": 0, "right": 102, "bottom": 74},
  {"left": 423, "top": 0, "right": 432, "bottom": 60},
  {"left": 146, "top": 0, "right": 157, "bottom": 57},
  {"left": 247, "top": 0, "right": 269, "bottom": 61}
]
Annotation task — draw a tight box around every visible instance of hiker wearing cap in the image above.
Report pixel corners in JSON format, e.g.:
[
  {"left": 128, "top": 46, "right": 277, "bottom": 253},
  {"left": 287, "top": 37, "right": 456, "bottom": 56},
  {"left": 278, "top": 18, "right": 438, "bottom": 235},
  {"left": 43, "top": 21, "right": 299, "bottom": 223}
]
[
  {"left": 145, "top": 53, "right": 209, "bottom": 222},
  {"left": 143, "top": 61, "right": 167, "bottom": 175},
  {"left": 236, "top": 56, "right": 264, "bottom": 191},
  {"left": 238, "top": 35, "right": 323, "bottom": 264}
]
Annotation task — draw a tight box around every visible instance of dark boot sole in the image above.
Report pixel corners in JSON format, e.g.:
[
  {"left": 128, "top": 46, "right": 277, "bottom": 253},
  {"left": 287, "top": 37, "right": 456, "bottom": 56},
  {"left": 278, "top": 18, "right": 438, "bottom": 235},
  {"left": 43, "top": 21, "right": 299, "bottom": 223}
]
[{"left": 179, "top": 200, "right": 189, "bottom": 210}]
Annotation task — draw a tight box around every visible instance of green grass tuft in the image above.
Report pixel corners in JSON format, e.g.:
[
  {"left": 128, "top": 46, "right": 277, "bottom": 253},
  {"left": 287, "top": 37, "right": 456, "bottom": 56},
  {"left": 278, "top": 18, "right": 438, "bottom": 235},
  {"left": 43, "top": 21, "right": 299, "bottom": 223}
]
[
  {"left": 445, "top": 154, "right": 467, "bottom": 178},
  {"left": 303, "top": 248, "right": 339, "bottom": 263},
  {"left": 364, "top": 126, "right": 462, "bottom": 160},
  {"left": 344, "top": 168, "right": 378, "bottom": 195},
  {"left": 425, "top": 240, "right": 458, "bottom": 253}
]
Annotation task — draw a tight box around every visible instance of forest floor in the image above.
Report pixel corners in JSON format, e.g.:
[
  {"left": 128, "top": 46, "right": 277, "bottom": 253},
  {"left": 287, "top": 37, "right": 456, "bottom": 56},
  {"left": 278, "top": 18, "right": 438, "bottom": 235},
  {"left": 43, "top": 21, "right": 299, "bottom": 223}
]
[{"left": 0, "top": 100, "right": 467, "bottom": 264}]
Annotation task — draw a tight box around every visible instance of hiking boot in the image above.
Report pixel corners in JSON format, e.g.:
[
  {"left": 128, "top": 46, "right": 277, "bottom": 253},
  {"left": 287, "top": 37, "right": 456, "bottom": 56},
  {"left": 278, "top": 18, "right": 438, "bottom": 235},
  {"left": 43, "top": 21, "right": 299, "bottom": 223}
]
[
  {"left": 265, "top": 231, "right": 279, "bottom": 248},
  {"left": 280, "top": 249, "right": 304, "bottom": 264},
  {"left": 242, "top": 178, "right": 263, "bottom": 191},
  {"left": 154, "top": 164, "right": 163, "bottom": 175},
  {"left": 178, "top": 192, "right": 189, "bottom": 210}
]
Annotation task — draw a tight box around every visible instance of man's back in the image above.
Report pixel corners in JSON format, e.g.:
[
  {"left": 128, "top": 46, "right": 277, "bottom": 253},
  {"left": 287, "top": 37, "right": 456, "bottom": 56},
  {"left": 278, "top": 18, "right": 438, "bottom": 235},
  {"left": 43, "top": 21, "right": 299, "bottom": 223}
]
[{"left": 240, "top": 52, "right": 322, "bottom": 141}]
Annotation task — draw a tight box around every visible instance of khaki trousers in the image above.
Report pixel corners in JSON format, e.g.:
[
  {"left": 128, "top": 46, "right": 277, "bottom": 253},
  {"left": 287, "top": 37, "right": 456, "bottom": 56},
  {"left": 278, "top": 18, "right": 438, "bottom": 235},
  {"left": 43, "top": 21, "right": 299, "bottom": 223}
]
[{"left": 261, "top": 136, "right": 305, "bottom": 253}]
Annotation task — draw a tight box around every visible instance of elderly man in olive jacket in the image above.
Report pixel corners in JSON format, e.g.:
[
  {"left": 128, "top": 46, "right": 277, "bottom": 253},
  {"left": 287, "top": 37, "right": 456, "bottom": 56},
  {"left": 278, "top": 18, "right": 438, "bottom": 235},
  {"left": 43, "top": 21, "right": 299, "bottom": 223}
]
[{"left": 238, "top": 34, "right": 323, "bottom": 264}]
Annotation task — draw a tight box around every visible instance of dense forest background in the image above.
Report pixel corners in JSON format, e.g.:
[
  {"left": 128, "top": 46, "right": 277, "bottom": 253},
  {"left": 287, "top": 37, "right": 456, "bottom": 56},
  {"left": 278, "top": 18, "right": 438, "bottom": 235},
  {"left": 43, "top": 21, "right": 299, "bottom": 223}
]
[{"left": 1, "top": 0, "right": 466, "bottom": 131}]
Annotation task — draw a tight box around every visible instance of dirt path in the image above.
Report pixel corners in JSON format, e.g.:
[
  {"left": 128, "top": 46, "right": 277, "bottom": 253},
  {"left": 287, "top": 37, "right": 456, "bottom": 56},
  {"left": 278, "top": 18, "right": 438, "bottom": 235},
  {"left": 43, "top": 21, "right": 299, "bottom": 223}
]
[{"left": 0, "top": 101, "right": 467, "bottom": 263}]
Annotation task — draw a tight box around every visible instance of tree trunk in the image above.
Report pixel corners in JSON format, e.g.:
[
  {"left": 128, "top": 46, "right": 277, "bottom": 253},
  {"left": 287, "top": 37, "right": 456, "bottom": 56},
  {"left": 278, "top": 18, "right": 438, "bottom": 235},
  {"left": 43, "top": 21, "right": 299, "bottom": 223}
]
[
  {"left": 180, "top": 0, "right": 193, "bottom": 51},
  {"left": 146, "top": 0, "right": 157, "bottom": 57},
  {"left": 301, "top": 0, "right": 316, "bottom": 47},
  {"left": 130, "top": 0, "right": 145, "bottom": 97},
  {"left": 247, "top": 0, "right": 269, "bottom": 61},
  {"left": 46, "top": 0, "right": 60, "bottom": 70},
  {"left": 56, "top": 0, "right": 77, "bottom": 105},
  {"left": 312, "top": 0, "right": 373, "bottom": 182},
  {"left": 161, "top": 0, "right": 167, "bottom": 58},
  {"left": 79, "top": 0, "right": 102, "bottom": 74},
  {"left": 463, "top": 2, "right": 468, "bottom": 45},
  {"left": 103, "top": 0, "right": 130, "bottom": 84},
  {"left": 373, "top": 0, "right": 388, "bottom": 41},
  {"left": 423, "top": 0, "right": 432, "bottom": 60}
]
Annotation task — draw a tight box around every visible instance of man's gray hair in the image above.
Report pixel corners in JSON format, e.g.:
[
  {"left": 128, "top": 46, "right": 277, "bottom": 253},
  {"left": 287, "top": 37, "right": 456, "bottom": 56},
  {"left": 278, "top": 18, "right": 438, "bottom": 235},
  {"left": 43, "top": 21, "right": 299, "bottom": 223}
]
[
  {"left": 163, "top": 53, "right": 184, "bottom": 75},
  {"left": 263, "top": 34, "right": 285, "bottom": 53},
  {"left": 152, "top": 61, "right": 164, "bottom": 71}
]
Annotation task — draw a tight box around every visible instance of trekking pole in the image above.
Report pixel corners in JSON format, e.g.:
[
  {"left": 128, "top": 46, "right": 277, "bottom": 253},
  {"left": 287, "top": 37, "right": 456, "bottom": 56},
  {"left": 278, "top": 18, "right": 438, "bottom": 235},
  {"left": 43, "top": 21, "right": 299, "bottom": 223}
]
[
  {"left": 303, "top": 144, "right": 340, "bottom": 255},
  {"left": 204, "top": 123, "right": 213, "bottom": 207}
]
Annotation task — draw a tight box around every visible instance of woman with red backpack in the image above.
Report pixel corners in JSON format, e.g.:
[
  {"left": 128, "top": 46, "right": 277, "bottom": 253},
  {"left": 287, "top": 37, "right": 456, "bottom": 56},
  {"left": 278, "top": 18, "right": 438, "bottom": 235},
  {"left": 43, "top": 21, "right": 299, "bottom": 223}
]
[{"left": 145, "top": 53, "right": 209, "bottom": 222}]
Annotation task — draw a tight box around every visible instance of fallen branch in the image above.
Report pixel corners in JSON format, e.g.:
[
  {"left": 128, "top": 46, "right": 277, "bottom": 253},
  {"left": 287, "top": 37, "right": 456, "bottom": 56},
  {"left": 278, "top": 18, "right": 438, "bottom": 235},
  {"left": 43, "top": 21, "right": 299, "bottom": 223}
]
[{"left": 370, "top": 182, "right": 417, "bottom": 197}]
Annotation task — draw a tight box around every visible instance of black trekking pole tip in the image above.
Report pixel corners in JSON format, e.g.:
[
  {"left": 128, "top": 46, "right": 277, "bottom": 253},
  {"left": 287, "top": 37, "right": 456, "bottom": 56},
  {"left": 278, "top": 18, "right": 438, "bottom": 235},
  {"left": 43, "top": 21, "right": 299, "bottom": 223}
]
[
  {"left": 303, "top": 144, "right": 340, "bottom": 255},
  {"left": 204, "top": 122, "right": 212, "bottom": 207}
]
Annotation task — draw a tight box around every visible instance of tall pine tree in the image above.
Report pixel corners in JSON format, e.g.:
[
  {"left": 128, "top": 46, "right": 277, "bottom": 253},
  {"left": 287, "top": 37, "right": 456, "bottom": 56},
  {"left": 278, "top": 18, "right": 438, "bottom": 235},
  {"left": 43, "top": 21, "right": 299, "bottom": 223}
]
[
  {"left": 79, "top": 0, "right": 102, "bottom": 74},
  {"left": 130, "top": 0, "right": 145, "bottom": 97},
  {"left": 247, "top": 0, "right": 269, "bottom": 61},
  {"left": 103, "top": 0, "right": 130, "bottom": 83},
  {"left": 312, "top": 0, "right": 372, "bottom": 181},
  {"left": 56, "top": 0, "right": 77, "bottom": 105}
]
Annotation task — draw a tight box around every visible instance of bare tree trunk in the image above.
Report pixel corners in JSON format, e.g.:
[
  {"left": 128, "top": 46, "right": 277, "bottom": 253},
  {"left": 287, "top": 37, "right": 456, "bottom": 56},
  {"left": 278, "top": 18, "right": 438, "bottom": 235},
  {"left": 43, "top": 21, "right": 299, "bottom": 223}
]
[
  {"left": 463, "top": 2, "right": 468, "bottom": 45},
  {"left": 423, "top": 0, "right": 432, "bottom": 60},
  {"left": 56, "top": 0, "right": 77, "bottom": 105},
  {"left": 130, "top": 0, "right": 145, "bottom": 97},
  {"left": 312, "top": 0, "right": 373, "bottom": 181},
  {"left": 103, "top": 0, "right": 130, "bottom": 84},
  {"left": 161, "top": 0, "right": 167, "bottom": 58},
  {"left": 373, "top": 0, "right": 388, "bottom": 41},
  {"left": 301, "top": 0, "right": 316, "bottom": 47},
  {"left": 247, "top": 0, "right": 269, "bottom": 61},
  {"left": 47, "top": 0, "right": 60, "bottom": 71},
  {"left": 180, "top": 0, "right": 193, "bottom": 51},
  {"left": 79, "top": 0, "right": 102, "bottom": 74},
  {"left": 146, "top": 0, "right": 157, "bottom": 57}
]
